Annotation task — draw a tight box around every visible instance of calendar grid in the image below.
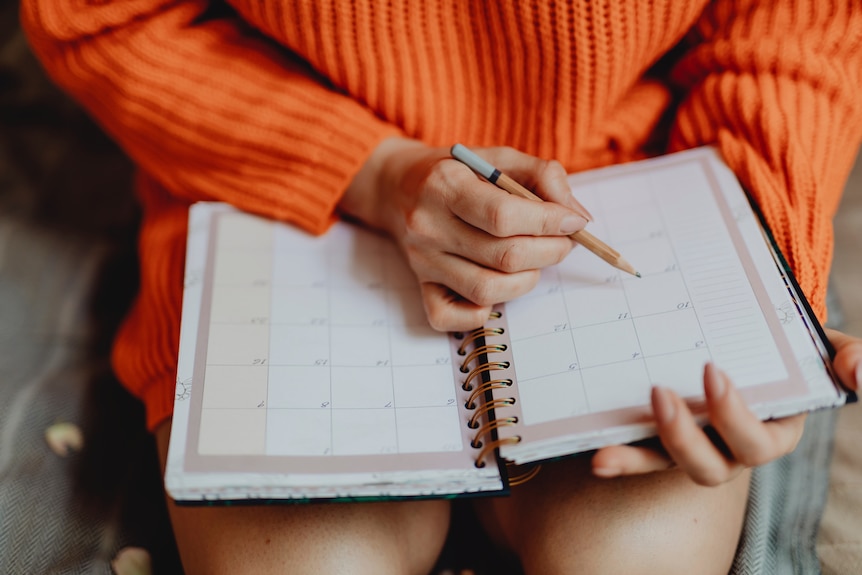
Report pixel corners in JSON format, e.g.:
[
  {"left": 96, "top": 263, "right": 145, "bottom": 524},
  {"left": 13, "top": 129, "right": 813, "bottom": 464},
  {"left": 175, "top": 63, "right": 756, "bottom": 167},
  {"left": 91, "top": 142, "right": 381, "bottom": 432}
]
[{"left": 190, "top": 215, "right": 470, "bottom": 460}]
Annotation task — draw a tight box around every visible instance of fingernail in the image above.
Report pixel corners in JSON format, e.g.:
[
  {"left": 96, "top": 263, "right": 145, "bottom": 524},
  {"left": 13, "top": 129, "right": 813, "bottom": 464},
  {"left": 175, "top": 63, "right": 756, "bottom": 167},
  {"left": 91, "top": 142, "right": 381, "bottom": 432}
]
[
  {"left": 652, "top": 386, "right": 675, "bottom": 424},
  {"left": 704, "top": 362, "right": 726, "bottom": 400},
  {"left": 855, "top": 364, "right": 862, "bottom": 390},
  {"left": 568, "top": 197, "right": 594, "bottom": 221},
  {"left": 560, "top": 214, "right": 588, "bottom": 234},
  {"left": 593, "top": 466, "right": 621, "bottom": 478}
]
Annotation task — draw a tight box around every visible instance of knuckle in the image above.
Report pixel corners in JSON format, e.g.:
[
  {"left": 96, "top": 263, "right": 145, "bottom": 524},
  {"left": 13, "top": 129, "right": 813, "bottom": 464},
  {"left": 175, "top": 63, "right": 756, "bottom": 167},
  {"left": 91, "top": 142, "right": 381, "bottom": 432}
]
[
  {"left": 427, "top": 159, "right": 465, "bottom": 203},
  {"left": 543, "top": 158, "right": 567, "bottom": 179},
  {"left": 437, "top": 158, "right": 465, "bottom": 187},
  {"left": 540, "top": 207, "right": 558, "bottom": 235},
  {"left": 466, "top": 274, "right": 497, "bottom": 307},
  {"left": 496, "top": 240, "right": 525, "bottom": 272},
  {"left": 403, "top": 210, "right": 436, "bottom": 244},
  {"left": 494, "top": 146, "right": 519, "bottom": 164},
  {"left": 486, "top": 201, "right": 514, "bottom": 237}
]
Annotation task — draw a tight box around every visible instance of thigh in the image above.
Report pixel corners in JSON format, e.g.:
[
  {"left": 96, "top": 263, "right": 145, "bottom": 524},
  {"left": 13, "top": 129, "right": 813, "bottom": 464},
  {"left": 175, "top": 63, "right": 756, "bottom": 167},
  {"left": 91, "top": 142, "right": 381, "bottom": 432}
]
[
  {"left": 155, "top": 421, "right": 450, "bottom": 575},
  {"left": 474, "top": 456, "right": 750, "bottom": 575}
]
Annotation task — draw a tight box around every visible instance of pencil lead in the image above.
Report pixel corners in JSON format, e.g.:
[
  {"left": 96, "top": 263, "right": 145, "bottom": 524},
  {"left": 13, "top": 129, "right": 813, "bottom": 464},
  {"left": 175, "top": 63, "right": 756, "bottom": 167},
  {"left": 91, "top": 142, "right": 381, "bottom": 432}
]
[{"left": 635, "top": 271, "right": 642, "bottom": 278}]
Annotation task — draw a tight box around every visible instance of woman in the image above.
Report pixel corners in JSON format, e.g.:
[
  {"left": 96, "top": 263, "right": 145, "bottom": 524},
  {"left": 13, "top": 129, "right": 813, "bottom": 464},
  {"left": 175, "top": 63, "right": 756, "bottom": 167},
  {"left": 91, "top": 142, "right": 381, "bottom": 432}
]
[{"left": 22, "top": 1, "right": 862, "bottom": 573}]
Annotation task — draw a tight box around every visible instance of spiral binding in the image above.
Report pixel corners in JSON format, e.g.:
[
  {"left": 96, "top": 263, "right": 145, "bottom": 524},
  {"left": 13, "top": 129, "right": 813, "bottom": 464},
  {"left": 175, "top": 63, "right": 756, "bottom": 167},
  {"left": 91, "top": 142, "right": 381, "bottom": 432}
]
[
  {"left": 461, "top": 361, "right": 510, "bottom": 391},
  {"left": 465, "top": 378, "right": 512, "bottom": 410},
  {"left": 458, "top": 314, "right": 526, "bottom": 477},
  {"left": 459, "top": 344, "right": 508, "bottom": 373},
  {"left": 457, "top": 327, "right": 504, "bottom": 356},
  {"left": 507, "top": 463, "right": 543, "bottom": 486},
  {"left": 467, "top": 397, "right": 515, "bottom": 429}
]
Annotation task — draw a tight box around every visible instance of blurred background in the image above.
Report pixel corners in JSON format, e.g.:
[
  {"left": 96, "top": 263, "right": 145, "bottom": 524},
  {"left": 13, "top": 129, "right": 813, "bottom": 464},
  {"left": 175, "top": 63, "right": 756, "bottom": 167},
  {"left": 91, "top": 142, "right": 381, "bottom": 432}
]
[
  {"left": 1, "top": 1, "right": 860, "bottom": 573},
  {"left": 0, "top": 1, "right": 180, "bottom": 572},
  {"left": 817, "top": 126, "right": 862, "bottom": 574}
]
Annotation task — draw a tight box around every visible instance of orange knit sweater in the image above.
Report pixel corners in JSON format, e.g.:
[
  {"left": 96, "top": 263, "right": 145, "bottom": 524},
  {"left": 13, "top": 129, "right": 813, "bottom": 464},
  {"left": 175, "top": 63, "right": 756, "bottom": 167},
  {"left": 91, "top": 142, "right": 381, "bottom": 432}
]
[{"left": 22, "top": 0, "right": 862, "bottom": 432}]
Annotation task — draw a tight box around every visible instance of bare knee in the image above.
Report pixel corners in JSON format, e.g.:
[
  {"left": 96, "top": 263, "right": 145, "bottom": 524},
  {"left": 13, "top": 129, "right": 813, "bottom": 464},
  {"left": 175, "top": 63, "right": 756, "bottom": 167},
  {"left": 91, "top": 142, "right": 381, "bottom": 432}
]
[
  {"left": 169, "top": 499, "right": 450, "bottom": 575},
  {"left": 477, "top": 459, "right": 750, "bottom": 575},
  {"left": 155, "top": 421, "right": 449, "bottom": 575}
]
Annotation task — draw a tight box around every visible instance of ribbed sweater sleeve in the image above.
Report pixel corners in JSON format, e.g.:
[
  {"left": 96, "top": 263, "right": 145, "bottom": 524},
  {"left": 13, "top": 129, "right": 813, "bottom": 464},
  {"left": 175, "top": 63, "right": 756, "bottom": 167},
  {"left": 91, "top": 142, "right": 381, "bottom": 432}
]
[
  {"left": 20, "top": 0, "right": 401, "bottom": 233},
  {"left": 668, "top": 0, "right": 862, "bottom": 321}
]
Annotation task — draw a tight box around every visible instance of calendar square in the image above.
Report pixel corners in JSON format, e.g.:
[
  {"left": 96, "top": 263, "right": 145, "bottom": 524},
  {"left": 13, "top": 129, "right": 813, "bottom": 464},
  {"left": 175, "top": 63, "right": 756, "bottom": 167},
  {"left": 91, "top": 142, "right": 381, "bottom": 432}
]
[
  {"left": 270, "top": 286, "right": 329, "bottom": 325},
  {"left": 198, "top": 409, "right": 266, "bottom": 455},
  {"left": 207, "top": 324, "right": 270, "bottom": 366},
  {"left": 580, "top": 360, "right": 651, "bottom": 413},
  {"left": 395, "top": 407, "right": 463, "bottom": 453},
  {"left": 210, "top": 285, "right": 270, "bottom": 324},
  {"left": 330, "top": 326, "right": 391, "bottom": 367},
  {"left": 266, "top": 409, "right": 332, "bottom": 456},
  {"left": 564, "top": 284, "right": 628, "bottom": 328},
  {"left": 510, "top": 331, "right": 580, "bottom": 381},
  {"left": 331, "top": 366, "right": 394, "bottom": 409},
  {"left": 267, "top": 365, "right": 332, "bottom": 409},
  {"left": 516, "top": 370, "right": 589, "bottom": 425},
  {"left": 332, "top": 409, "right": 398, "bottom": 456},
  {"left": 571, "top": 321, "right": 642, "bottom": 368},
  {"left": 201, "top": 365, "right": 268, "bottom": 409},
  {"left": 392, "top": 365, "right": 458, "bottom": 408},
  {"left": 269, "top": 324, "right": 330, "bottom": 366},
  {"left": 634, "top": 308, "right": 705, "bottom": 357},
  {"left": 624, "top": 271, "right": 691, "bottom": 317}
]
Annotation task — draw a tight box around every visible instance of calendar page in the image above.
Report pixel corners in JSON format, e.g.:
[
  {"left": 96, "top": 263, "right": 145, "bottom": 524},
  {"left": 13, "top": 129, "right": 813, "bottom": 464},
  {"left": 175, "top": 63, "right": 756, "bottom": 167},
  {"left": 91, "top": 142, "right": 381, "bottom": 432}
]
[
  {"left": 164, "top": 205, "right": 503, "bottom": 502},
  {"left": 164, "top": 147, "right": 849, "bottom": 496},
  {"left": 489, "top": 148, "right": 846, "bottom": 464}
]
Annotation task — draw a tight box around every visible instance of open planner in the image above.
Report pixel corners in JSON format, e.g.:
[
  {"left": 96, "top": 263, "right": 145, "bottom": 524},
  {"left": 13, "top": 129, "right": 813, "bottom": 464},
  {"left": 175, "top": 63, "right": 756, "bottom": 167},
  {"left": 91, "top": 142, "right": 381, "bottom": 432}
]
[{"left": 165, "top": 147, "right": 852, "bottom": 503}]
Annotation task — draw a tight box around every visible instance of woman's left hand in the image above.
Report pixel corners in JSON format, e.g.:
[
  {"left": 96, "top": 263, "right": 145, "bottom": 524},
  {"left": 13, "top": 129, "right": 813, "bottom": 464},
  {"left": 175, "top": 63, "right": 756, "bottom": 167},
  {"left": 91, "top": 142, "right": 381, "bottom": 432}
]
[{"left": 591, "top": 328, "right": 862, "bottom": 486}]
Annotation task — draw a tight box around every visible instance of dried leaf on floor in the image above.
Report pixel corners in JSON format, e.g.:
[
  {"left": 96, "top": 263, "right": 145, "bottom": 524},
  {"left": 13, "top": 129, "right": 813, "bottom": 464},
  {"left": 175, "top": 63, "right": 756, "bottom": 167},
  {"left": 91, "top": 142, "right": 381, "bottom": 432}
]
[{"left": 44, "top": 422, "right": 83, "bottom": 456}]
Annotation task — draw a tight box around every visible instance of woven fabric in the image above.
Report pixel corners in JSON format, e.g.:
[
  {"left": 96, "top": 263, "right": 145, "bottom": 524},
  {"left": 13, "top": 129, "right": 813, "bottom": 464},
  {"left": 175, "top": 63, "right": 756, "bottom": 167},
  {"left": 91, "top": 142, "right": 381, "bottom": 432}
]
[{"left": 730, "top": 410, "right": 838, "bottom": 575}]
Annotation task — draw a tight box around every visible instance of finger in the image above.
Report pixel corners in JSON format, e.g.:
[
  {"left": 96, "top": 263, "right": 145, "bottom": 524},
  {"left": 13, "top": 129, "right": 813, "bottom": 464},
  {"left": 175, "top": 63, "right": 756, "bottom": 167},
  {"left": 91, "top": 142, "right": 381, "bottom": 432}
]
[
  {"left": 652, "top": 386, "right": 743, "bottom": 486},
  {"left": 703, "top": 364, "right": 805, "bottom": 467},
  {"left": 447, "top": 223, "right": 576, "bottom": 273},
  {"left": 446, "top": 172, "right": 588, "bottom": 238},
  {"left": 419, "top": 282, "right": 492, "bottom": 332},
  {"left": 591, "top": 444, "right": 674, "bottom": 477},
  {"left": 476, "top": 147, "right": 593, "bottom": 220},
  {"left": 413, "top": 249, "right": 542, "bottom": 307},
  {"left": 825, "top": 328, "right": 862, "bottom": 390}
]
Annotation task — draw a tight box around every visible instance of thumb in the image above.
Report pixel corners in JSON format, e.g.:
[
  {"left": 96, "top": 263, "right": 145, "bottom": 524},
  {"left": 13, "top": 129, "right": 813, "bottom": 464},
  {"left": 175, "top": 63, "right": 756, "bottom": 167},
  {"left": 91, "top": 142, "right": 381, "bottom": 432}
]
[
  {"left": 825, "top": 328, "right": 862, "bottom": 390},
  {"left": 476, "top": 147, "right": 593, "bottom": 220},
  {"left": 532, "top": 159, "right": 593, "bottom": 222}
]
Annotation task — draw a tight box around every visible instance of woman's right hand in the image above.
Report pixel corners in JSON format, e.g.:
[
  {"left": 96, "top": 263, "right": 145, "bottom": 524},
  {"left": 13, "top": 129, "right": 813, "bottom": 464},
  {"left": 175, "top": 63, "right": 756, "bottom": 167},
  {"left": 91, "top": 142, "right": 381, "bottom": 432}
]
[{"left": 339, "top": 137, "right": 592, "bottom": 332}]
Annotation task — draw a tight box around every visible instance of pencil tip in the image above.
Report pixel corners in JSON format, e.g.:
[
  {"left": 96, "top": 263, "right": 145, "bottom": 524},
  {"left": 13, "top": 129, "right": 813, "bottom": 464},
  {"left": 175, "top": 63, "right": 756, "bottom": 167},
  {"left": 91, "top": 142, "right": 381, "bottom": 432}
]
[{"left": 635, "top": 272, "right": 642, "bottom": 278}]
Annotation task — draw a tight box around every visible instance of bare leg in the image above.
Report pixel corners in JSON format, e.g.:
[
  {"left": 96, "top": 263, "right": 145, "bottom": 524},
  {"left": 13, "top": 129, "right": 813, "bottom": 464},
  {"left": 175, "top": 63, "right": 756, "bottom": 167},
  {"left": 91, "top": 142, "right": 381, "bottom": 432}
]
[
  {"left": 475, "top": 456, "right": 749, "bottom": 575},
  {"left": 155, "top": 421, "right": 450, "bottom": 575}
]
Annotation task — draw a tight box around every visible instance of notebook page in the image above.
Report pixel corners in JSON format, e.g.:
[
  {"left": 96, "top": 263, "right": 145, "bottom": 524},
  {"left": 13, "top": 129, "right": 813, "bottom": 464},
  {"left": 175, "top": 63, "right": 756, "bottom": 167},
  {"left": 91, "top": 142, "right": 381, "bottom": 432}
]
[
  {"left": 165, "top": 204, "right": 502, "bottom": 501},
  {"left": 486, "top": 148, "right": 842, "bottom": 464}
]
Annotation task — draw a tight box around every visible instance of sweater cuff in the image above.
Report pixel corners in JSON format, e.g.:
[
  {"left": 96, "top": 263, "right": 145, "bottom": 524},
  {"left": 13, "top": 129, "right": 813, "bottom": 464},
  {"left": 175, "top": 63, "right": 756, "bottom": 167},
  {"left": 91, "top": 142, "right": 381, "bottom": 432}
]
[{"left": 140, "top": 372, "right": 177, "bottom": 433}]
